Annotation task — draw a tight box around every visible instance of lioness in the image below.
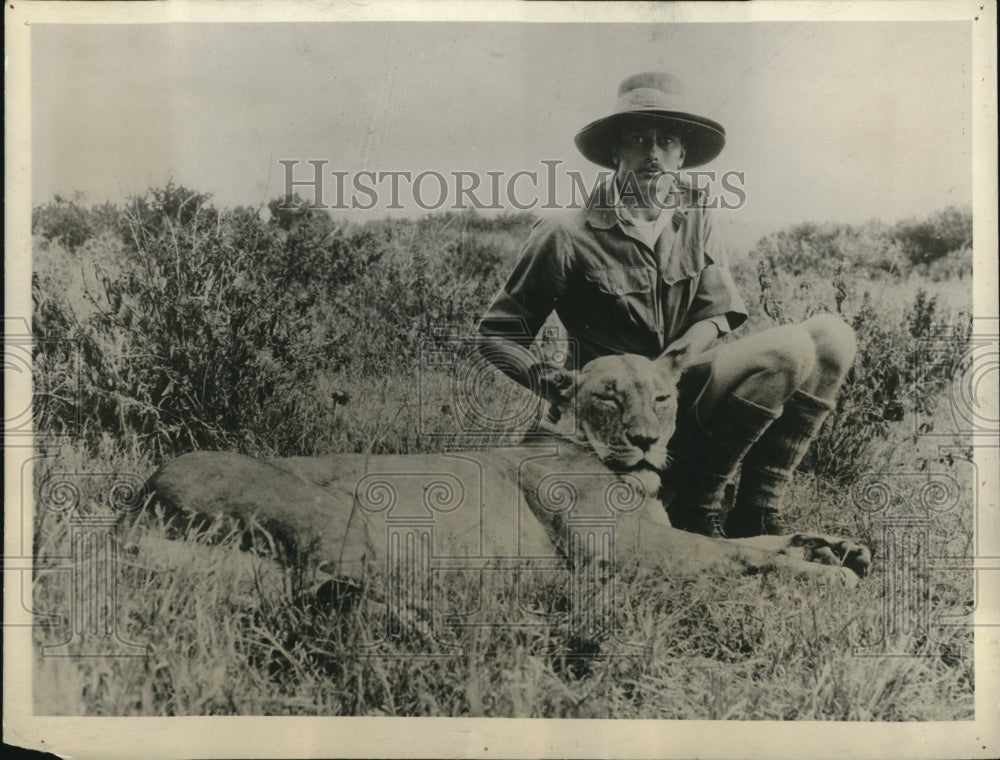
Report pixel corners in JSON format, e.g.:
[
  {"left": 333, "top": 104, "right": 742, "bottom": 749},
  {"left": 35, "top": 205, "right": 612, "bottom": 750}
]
[{"left": 142, "top": 353, "right": 870, "bottom": 597}]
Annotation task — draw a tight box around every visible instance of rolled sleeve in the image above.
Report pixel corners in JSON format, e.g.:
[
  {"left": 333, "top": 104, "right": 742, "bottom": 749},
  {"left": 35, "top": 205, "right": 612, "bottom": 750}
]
[
  {"left": 687, "top": 205, "right": 748, "bottom": 332},
  {"left": 477, "top": 218, "right": 572, "bottom": 344},
  {"left": 689, "top": 263, "right": 749, "bottom": 331}
]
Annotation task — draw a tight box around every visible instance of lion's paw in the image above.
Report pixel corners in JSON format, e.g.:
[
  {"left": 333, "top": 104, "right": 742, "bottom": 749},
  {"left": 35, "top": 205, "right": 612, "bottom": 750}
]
[{"left": 788, "top": 534, "right": 871, "bottom": 578}]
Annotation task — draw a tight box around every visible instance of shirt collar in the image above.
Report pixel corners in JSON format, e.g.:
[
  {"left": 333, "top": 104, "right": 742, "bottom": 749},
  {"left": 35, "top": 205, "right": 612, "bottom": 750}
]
[
  {"left": 582, "top": 178, "right": 619, "bottom": 230},
  {"left": 585, "top": 174, "right": 696, "bottom": 233}
]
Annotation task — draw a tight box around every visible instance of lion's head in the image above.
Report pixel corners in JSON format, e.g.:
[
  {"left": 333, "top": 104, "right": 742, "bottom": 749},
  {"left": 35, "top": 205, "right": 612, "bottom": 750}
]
[{"left": 552, "top": 353, "right": 683, "bottom": 473}]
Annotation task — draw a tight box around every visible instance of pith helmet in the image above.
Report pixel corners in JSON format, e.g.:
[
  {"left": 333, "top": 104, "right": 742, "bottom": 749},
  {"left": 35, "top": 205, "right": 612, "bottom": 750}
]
[{"left": 574, "top": 71, "right": 726, "bottom": 168}]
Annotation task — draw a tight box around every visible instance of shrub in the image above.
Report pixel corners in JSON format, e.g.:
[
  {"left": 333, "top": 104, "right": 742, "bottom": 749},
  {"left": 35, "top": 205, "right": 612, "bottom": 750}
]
[
  {"left": 32, "top": 189, "right": 971, "bottom": 477},
  {"left": 748, "top": 221, "right": 901, "bottom": 278},
  {"left": 892, "top": 206, "right": 972, "bottom": 267},
  {"left": 915, "top": 248, "right": 972, "bottom": 282},
  {"left": 32, "top": 194, "right": 119, "bottom": 252},
  {"left": 753, "top": 257, "right": 971, "bottom": 481},
  {"left": 749, "top": 207, "right": 972, "bottom": 279},
  {"left": 35, "top": 188, "right": 377, "bottom": 457},
  {"left": 32, "top": 188, "right": 526, "bottom": 459}
]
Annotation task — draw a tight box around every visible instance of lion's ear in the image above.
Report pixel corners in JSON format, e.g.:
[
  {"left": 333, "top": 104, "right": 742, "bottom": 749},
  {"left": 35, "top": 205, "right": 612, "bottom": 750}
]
[
  {"left": 551, "top": 373, "right": 577, "bottom": 408},
  {"left": 544, "top": 370, "right": 578, "bottom": 425},
  {"left": 654, "top": 351, "right": 687, "bottom": 375}
]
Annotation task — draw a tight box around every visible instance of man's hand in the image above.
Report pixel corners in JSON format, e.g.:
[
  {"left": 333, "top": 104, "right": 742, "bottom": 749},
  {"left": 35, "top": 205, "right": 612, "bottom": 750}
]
[
  {"left": 663, "top": 319, "right": 719, "bottom": 362},
  {"left": 529, "top": 362, "right": 578, "bottom": 423}
]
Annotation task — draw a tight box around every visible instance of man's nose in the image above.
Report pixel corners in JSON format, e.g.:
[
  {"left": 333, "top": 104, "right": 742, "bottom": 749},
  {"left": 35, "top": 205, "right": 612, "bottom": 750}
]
[{"left": 645, "top": 142, "right": 665, "bottom": 162}]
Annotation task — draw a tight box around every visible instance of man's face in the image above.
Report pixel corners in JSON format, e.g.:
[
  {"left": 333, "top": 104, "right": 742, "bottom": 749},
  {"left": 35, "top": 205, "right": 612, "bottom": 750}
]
[{"left": 612, "top": 119, "right": 686, "bottom": 198}]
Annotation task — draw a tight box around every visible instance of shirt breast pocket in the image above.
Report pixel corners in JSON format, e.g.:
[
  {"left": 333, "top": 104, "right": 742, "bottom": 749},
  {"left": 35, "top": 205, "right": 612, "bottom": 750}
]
[{"left": 584, "top": 267, "right": 653, "bottom": 327}]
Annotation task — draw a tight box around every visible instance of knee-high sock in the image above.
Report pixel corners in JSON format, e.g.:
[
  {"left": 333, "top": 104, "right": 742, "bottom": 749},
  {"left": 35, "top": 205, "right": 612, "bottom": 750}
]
[
  {"left": 727, "top": 388, "right": 833, "bottom": 537},
  {"left": 663, "top": 392, "right": 780, "bottom": 538}
]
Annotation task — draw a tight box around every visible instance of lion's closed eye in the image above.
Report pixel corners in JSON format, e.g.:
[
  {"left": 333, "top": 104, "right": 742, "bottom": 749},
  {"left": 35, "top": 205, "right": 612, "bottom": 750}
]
[{"left": 594, "top": 393, "right": 622, "bottom": 408}]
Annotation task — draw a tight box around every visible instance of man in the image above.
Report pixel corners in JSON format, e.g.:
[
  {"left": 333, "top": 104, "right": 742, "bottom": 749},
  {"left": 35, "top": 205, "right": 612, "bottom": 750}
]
[{"left": 477, "top": 72, "right": 856, "bottom": 539}]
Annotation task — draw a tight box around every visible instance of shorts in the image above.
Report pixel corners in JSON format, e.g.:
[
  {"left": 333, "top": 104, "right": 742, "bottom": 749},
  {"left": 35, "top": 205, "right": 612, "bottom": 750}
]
[{"left": 674, "top": 356, "right": 716, "bottom": 437}]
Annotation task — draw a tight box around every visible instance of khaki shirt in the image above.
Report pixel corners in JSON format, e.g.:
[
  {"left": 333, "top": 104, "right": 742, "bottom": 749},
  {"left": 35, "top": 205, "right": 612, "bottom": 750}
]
[{"left": 478, "top": 181, "right": 749, "bottom": 369}]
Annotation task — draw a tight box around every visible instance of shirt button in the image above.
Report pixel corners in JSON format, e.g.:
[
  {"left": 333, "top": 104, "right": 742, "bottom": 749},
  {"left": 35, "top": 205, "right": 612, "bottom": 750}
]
[{"left": 615, "top": 287, "right": 624, "bottom": 296}]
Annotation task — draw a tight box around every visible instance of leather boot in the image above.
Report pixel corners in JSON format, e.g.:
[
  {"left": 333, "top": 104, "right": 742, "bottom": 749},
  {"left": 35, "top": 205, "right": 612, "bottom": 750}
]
[
  {"left": 726, "top": 389, "right": 833, "bottom": 538},
  {"left": 663, "top": 392, "right": 781, "bottom": 538}
]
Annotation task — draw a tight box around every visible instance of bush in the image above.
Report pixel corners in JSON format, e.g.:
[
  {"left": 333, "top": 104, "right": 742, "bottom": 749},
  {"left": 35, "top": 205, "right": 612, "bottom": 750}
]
[
  {"left": 748, "top": 221, "right": 901, "bottom": 278},
  {"left": 33, "top": 189, "right": 972, "bottom": 476},
  {"left": 915, "top": 248, "right": 972, "bottom": 282},
  {"left": 753, "top": 257, "right": 971, "bottom": 481},
  {"left": 892, "top": 206, "right": 972, "bottom": 267},
  {"left": 32, "top": 188, "right": 526, "bottom": 459},
  {"left": 32, "top": 194, "right": 120, "bottom": 252},
  {"left": 749, "top": 207, "right": 973, "bottom": 279}
]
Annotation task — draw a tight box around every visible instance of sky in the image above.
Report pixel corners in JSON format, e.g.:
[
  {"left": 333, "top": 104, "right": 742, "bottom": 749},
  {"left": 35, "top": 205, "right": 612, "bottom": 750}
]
[{"left": 32, "top": 21, "right": 972, "bottom": 238}]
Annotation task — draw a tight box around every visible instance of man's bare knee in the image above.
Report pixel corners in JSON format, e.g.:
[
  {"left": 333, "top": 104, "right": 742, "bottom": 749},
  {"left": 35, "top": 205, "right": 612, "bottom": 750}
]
[
  {"left": 753, "top": 327, "right": 817, "bottom": 394},
  {"left": 802, "top": 314, "right": 857, "bottom": 378}
]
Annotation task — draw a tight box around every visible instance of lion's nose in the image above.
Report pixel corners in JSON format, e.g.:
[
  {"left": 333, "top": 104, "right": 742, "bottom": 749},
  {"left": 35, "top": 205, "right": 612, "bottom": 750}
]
[{"left": 626, "top": 430, "right": 659, "bottom": 451}]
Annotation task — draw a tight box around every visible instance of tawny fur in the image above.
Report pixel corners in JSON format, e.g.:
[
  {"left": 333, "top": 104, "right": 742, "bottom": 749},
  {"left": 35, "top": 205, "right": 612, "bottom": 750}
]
[{"left": 143, "top": 354, "right": 870, "bottom": 588}]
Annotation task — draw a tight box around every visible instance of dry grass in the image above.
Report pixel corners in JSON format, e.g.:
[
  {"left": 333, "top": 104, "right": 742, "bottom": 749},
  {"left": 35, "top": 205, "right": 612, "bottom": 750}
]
[
  {"left": 29, "top": 201, "right": 976, "bottom": 718},
  {"left": 31, "top": 392, "right": 975, "bottom": 719}
]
